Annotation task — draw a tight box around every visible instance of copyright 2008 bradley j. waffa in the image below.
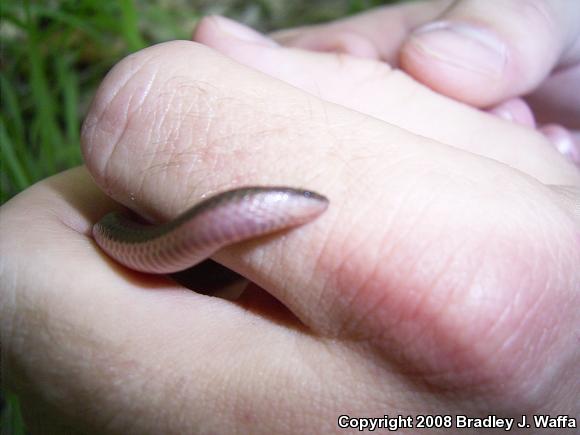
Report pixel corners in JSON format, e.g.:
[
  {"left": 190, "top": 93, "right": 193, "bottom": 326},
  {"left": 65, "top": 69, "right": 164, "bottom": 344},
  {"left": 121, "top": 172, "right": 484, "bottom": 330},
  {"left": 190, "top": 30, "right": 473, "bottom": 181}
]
[{"left": 337, "top": 414, "right": 577, "bottom": 431}]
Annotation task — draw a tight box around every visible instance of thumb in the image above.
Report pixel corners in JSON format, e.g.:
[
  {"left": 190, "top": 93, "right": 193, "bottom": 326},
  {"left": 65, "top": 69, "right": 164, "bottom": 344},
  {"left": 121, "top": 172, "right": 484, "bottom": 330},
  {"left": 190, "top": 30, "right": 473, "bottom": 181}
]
[{"left": 400, "top": 0, "right": 580, "bottom": 106}]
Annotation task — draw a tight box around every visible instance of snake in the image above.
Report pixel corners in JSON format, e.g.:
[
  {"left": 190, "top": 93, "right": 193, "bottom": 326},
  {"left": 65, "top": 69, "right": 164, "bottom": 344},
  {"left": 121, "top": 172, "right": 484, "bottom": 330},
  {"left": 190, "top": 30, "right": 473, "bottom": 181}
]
[{"left": 93, "top": 187, "right": 329, "bottom": 274}]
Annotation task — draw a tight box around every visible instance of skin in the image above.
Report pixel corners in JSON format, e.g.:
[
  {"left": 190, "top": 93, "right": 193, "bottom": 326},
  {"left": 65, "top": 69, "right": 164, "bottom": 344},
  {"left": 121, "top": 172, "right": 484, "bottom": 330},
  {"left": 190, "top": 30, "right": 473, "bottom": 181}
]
[
  {"left": 272, "top": 0, "right": 580, "bottom": 150},
  {"left": 1, "top": 9, "right": 579, "bottom": 435}
]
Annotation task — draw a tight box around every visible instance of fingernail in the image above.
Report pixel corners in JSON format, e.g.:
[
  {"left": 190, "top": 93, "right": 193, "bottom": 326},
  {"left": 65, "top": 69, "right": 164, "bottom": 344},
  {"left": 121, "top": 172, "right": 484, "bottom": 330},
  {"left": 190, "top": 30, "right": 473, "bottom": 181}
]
[
  {"left": 488, "top": 98, "right": 536, "bottom": 127},
  {"left": 210, "top": 15, "right": 278, "bottom": 47},
  {"left": 410, "top": 21, "right": 507, "bottom": 78},
  {"left": 489, "top": 106, "right": 514, "bottom": 122},
  {"left": 540, "top": 124, "right": 580, "bottom": 164}
]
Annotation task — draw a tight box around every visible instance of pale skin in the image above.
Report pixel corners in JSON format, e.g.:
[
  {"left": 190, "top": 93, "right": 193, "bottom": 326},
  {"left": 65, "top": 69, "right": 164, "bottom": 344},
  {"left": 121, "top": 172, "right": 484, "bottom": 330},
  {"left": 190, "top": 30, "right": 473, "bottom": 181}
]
[
  {"left": 272, "top": 0, "right": 580, "bottom": 148},
  {"left": 1, "top": 2, "right": 579, "bottom": 434}
]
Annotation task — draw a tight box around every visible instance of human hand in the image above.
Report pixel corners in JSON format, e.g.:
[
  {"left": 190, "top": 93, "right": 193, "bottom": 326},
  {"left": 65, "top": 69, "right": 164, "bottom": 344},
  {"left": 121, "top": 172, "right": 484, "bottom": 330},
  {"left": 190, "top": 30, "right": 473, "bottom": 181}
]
[
  {"left": 272, "top": 0, "right": 580, "bottom": 161},
  {"left": 1, "top": 22, "right": 579, "bottom": 434}
]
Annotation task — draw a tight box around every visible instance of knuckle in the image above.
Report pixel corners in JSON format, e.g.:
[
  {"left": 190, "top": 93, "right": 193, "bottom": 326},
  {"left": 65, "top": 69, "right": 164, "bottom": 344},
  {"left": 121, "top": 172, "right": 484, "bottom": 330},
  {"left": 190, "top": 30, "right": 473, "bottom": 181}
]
[{"left": 80, "top": 41, "right": 224, "bottom": 208}]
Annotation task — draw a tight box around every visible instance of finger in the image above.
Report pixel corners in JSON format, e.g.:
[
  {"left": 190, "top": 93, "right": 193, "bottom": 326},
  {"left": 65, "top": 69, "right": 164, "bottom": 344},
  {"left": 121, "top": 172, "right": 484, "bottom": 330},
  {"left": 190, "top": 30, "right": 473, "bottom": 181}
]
[
  {"left": 194, "top": 16, "right": 580, "bottom": 185},
  {"left": 271, "top": 0, "right": 453, "bottom": 64},
  {"left": 272, "top": 1, "right": 580, "bottom": 114},
  {"left": 81, "top": 41, "right": 580, "bottom": 404},
  {"left": 0, "top": 168, "right": 346, "bottom": 432},
  {"left": 540, "top": 124, "right": 580, "bottom": 165},
  {"left": 487, "top": 98, "right": 536, "bottom": 128},
  {"left": 401, "top": 0, "right": 580, "bottom": 106}
]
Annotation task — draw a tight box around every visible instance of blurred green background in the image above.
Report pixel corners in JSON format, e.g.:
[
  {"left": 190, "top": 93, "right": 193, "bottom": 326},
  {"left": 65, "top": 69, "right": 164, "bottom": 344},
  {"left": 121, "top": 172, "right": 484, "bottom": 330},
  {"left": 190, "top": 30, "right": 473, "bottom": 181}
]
[
  {"left": 0, "top": 0, "right": 398, "bottom": 204},
  {"left": 0, "top": 0, "right": 397, "bottom": 432}
]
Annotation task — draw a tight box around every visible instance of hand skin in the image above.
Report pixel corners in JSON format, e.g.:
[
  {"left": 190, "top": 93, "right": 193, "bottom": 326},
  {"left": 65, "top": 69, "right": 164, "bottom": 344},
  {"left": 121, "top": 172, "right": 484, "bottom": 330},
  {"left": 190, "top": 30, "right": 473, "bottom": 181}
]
[
  {"left": 1, "top": 19, "right": 580, "bottom": 435},
  {"left": 272, "top": 0, "right": 580, "bottom": 153}
]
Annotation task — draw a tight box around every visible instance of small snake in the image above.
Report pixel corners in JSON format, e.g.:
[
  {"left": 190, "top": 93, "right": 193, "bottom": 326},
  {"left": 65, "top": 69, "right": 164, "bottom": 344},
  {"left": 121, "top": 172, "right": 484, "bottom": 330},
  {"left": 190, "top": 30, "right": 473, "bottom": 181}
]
[{"left": 93, "top": 187, "right": 329, "bottom": 274}]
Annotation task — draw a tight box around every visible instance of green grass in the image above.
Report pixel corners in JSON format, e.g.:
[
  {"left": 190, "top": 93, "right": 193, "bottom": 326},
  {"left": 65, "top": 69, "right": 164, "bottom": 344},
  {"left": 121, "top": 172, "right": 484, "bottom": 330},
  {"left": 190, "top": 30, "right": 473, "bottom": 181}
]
[
  {"left": 1, "top": 391, "right": 25, "bottom": 435},
  {"left": 1, "top": 0, "right": 152, "bottom": 204},
  {"left": 0, "top": 0, "right": 397, "bottom": 432}
]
